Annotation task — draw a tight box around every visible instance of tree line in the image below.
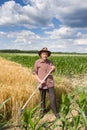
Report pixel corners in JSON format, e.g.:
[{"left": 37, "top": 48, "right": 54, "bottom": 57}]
[{"left": 0, "top": 49, "right": 87, "bottom": 55}]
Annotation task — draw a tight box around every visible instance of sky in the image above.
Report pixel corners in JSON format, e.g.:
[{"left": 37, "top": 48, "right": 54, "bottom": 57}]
[{"left": 0, "top": 0, "right": 87, "bottom": 52}]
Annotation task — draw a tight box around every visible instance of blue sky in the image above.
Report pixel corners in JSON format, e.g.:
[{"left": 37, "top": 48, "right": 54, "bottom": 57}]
[{"left": 0, "top": 0, "right": 87, "bottom": 52}]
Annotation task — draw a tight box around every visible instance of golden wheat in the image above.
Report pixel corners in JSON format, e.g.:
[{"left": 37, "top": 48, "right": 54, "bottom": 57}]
[{"left": 0, "top": 57, "right": 40, "bottom": 120}]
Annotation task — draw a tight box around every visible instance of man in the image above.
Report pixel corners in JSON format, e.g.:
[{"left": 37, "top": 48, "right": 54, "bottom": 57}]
[{"left": 33, "top": 47, "right": 60, "bottom": 118}]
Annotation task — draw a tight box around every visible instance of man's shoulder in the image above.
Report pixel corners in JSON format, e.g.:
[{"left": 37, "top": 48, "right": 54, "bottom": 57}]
[
  {"left": 47, "top": 59, "right": 52, "bottom": 63},
  {"left": 35, "top": 59, "right": 41, "bottom": 64}
]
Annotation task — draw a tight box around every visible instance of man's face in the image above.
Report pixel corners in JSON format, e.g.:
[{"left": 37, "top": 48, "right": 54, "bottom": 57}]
[{"left": 41, "top": 52, "right": 48, "bottom": 60}]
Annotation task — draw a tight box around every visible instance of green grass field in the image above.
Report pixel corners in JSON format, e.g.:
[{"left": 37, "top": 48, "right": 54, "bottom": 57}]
[{"left": 0, "top": 53, "right": 87, "bottom": 76}]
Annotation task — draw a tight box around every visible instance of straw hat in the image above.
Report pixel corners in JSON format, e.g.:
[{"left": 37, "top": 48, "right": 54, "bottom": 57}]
[{"left": 38, "top": 47, "right": 51, "bottom": 57}]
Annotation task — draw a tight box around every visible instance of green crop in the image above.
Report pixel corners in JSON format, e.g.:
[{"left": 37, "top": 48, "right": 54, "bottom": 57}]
[
  {"left": 20, "top": 87, "right": 87, "bottom": 130},
  {"left": 0, "top": 98, "right": 11, "bottom": 129},
  {"left": 0, "top": 53, "right": 87, "bottom": 76}
]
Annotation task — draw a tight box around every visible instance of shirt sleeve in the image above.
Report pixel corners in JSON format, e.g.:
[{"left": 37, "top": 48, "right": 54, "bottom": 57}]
[
  {"left": 50, "top": 61, "right": 54, "bottom": 66},
  {"left": 33, "top": 61, "right": 38, "bottom": 75},
  {"left": 50, "top": 61, "right": 55, "bottom": 72}
]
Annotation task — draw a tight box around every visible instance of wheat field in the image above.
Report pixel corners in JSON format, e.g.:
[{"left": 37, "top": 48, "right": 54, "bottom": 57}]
[{"left": 0, "top": 57, "right": 40, "bottom": 120}]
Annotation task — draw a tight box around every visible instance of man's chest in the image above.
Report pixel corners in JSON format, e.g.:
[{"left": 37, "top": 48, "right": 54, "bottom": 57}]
[{"left": 38, "top": 62, "right": 50, "bottom": 73}]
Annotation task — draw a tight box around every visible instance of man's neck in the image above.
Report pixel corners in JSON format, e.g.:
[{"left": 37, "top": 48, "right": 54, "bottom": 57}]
[{"left": 41, "top": 58, "right": 47, "bottom": 62}]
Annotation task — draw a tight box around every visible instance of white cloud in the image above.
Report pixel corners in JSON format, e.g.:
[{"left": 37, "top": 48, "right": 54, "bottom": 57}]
[
  {"left": 45, "top": 26, "right": 83, "bottom": 39},
  {"left": 52, "top": 0, "right": 87, "bottom": 27},
  {"left": 0, "top": 29, "right": 87, "bottom": 52},
  {"left": 0, "top": 30, "right": 40, "bottom": 47},
  {"left": 0, "top": 31, "right": 6, "bottom": 37},
  {"left": 84, "top": 48, "right": 87, "bottom": 51},
  {"left": 0, "top": 0, "right": 87, "bottom": 28},
  {"left": 14, "top": 30, "right": 40, "bottom": 45},
  {"left": 75, "top": 39, "right": 87, "bottom": 45},
  {"left": 0, "top": 0, "right": 53, "bottom": 28}
]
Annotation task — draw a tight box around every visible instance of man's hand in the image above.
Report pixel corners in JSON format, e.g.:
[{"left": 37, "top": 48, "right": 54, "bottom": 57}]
[
  {"left": 39, "top": 80, "right": 45, "bottom": 84},
  {"left": 51, "top": 65, "right": 55, "bottom": 71}
]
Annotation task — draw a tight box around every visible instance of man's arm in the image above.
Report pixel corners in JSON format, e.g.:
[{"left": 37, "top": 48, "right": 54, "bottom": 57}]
[
  {"left": 51, "top": 65, "right": 55, "bottom": 72},
  {"left": 34, "top": 74, "right": 45, "bottom": 84}
]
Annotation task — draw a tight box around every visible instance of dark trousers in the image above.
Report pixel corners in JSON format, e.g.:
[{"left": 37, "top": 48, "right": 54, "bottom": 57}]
[{"left": 39, "top": 87, "right": 57, "bottom": 116}]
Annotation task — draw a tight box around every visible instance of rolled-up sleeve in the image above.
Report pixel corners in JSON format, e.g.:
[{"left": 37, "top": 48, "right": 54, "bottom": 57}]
[
  {"left": 50, "top": 62, "right": 55, "bottom": 72},
  {"left": 33, "top": 61, "right": 38, "bottom": 75}
]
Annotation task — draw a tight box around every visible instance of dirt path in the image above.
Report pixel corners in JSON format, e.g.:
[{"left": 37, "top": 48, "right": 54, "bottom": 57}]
[
  {"left": 4, "top": 114, "right": 61, "bottom": 130},
  {"left": 4, "top": 113, "right": 86, "bottom": 130},
  {"left": 69, "top": 74, "right": 87, "bottom": 88}
]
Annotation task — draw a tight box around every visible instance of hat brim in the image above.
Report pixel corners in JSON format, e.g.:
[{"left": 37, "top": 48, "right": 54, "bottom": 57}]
[{"left": 38, "top": 50, "right": 51, "bottom": 57}]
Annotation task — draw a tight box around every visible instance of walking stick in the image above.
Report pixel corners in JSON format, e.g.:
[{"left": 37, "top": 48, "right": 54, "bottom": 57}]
[{"left": 18, "top": 68, "right": 53, "bottom": 119}]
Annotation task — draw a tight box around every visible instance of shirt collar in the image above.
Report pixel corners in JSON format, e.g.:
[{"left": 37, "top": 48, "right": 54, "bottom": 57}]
[{"left": 40, "top": 58, "right": 48, "bottom": 63}]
